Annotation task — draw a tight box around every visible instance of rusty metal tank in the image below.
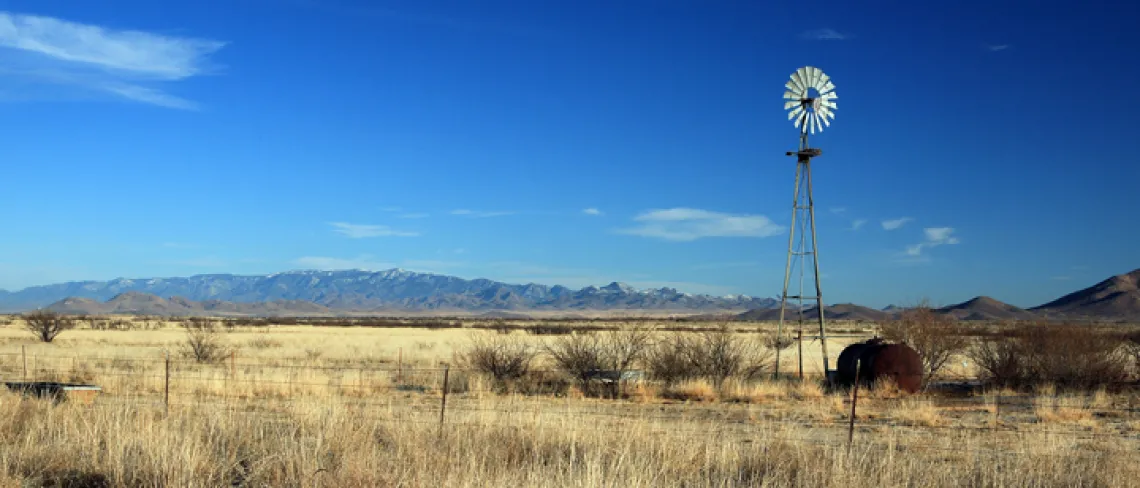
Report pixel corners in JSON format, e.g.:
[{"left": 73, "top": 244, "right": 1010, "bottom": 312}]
[{"left": 836, "top": 338, "right": 923, "bottom": 393}]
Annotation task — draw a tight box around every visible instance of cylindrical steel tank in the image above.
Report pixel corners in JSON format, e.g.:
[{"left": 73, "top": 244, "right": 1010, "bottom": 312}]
[{"left": 835, "top": 338, "right": 923, "bottom": 393}]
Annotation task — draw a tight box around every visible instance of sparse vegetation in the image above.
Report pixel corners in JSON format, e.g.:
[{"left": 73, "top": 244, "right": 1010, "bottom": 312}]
[
  {"left": 180, "top": 318, "right": 231, "bottom": 363},
  {"left": 968, "top": 323, "right": 1129, "bottom": 389},
  {"left": 460, "top": 334, "right": 538, "bottom": 386},
  {"left": 879, "top": 301, "right": 969, "bottom": 381},
  {"left": 23, "top": 311, "right": 77, "bottom": 343}
]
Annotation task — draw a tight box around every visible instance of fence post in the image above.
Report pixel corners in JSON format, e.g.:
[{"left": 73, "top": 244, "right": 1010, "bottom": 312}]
[
  {"left": 164, "top": 352, "right": 171, "bottom": 417},
  {"left": 847, "top": 358, "right": 861, "bottom": 452},
  {"left": 21, "top": 345, "right": 26, "bottom": 382},
  {"left": 439, "top": 365, "right": 450, "bottom": 433},
  {"left": 797, "top": 329, "right": 803, "bottom": 380}
]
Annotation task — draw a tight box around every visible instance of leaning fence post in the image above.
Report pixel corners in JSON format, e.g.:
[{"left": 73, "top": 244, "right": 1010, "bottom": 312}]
[
  {"left": 439, "top": 365, "right": 450, "bottom": 433},
  {"left": 164, "top": 352, "right": 171, "bottom": 417},
  {"left": 797, "top": 329, "right": 804, "bottom": 380},
  {"left": 847, "top": 358, "right": 861, "bottom": 452}
]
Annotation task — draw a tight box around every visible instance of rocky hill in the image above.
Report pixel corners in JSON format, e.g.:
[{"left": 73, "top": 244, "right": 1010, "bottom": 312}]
[
  {"left": 1031, "top": 268, "right": 1140, "bottom": 320},
  {"left": 0, "top": 269, "right": 779, "bottom": 314},
  {"left": 938, "top": 296, "right": 1039, "bottom": 321}
]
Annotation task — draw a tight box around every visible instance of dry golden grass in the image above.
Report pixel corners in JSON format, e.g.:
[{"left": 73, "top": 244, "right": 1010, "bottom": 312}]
[{"left": 0, "top": 317, "right": 1135, "bottom": 486}]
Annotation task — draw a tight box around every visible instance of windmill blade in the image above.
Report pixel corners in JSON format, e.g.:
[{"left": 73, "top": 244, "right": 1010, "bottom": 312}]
[
  {"left": 788, "top": 105, "right": 804, "bottom": 120},
  {"left": 820, "top": 114, "right": 832, "bottom": 127},
  {"left": 820, "top": 92, "right": 838, "bottom": 102},
  {"left": 784, "top": 100, "right": 801, "bottom": 110},
  {"left": 817, "top": 73, "right": 831, "bottom": 89},
  {"left": 794, "top": 111, "right": 807, "bottom": 130},
  {"left": 784, "top": 90, "right": 802, "bottom": 100},
  {"left": 786, "top": 81, "right": 800, "bottom": 94},
  {"left": 792, "top": 70, "right": 808, "bottom": 92},
  {"left": 809, "top": 67, "right": 822, "bottom": 88},
  {"left": 820, "top": 81, "right": 836, "bottom": 94},
  {"left": 820, "top": 99, "right": 837, "bottom": 109},
  {"left": 813, "top": 113, "right": 822, "bottom": 134}
]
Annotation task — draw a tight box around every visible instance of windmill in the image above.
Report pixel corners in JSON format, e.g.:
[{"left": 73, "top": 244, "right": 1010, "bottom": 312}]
[{"left": 774, "top": 66, "right": 836, "bottom": 381}]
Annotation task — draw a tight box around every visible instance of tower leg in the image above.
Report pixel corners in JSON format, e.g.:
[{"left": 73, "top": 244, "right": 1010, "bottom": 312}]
[
  {"left": 774, "top": 162, "right": 803, "bottom": 380},
  {"left": 805, "top": 161, "right": 830, "bottom": 382}
]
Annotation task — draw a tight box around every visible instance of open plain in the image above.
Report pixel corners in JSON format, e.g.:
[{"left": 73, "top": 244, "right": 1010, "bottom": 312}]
[{"left": 0, "top": 316, "right": 1136, "bottom": 486}]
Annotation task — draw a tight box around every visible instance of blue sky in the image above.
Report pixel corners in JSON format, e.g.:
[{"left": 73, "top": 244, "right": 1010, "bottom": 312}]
[{"left": 0, "top": 0, "right": 1136, "bottom": 308}]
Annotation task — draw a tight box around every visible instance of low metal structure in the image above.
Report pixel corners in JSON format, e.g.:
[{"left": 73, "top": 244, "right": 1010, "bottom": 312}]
[{"left": 4, "top": 381, "right": 102, "bottom": 404}]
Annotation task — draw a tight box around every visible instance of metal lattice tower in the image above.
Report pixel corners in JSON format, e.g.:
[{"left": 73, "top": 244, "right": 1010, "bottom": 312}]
[{"left": 774, "top": 66, "right": 836, "bottom": 381}]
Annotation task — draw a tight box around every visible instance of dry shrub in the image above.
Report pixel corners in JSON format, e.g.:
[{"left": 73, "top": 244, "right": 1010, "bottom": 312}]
[
  {"left": 459, "top": 334, "right": 538, "bottom": 389},
  {"left": 879, "top": 302, "right": 968, "bottom": 380},
  {"left": 23, "top": 311, "right": 76, "bottom": 343},
  {"left": 971, "top": 324, "right": 1128, "bottom": 389},
  {"left": 1035, "top": 393, "right": 1095, "bottom": 424},
  {"left": 720, "top": 379, "right": 785, "bottom": 403},
  {"left": 544, "top": 329, "right": 652, "bottom": 397},
  {"left": 644, "top": 333, "right": 698, "bottom": 386},
  {"left": 181, "top": 318, "right": 231, "bottom": 363}
]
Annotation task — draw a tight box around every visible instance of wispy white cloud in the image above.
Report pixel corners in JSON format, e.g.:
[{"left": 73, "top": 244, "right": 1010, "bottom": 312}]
[
  {"left": 450, "top": 209, "right": 515, "bottom": 218},
  {"left": 328, "top": 222, "right": 419, "bottom": 238},
  {"left": 0, "top": 11, "right": 225, "bottom": 109},
  {"left": 881, "top": 217, "right": 913, "bottom": 231},
  {"left": 987, "top": 44, "right": 1010, "bottom": 52},
  {"left": 294, "top": 255, "right": 394, "bottom": 271},
  {"left": 582, "top": 208, "right": 603, "bottom": 216},
  {"left": 904, "top": 227, "right": 961, "bottom": 257},
  {"left": 379, "top": 206, "right": 402, "bottom": 212},
  {"left": 800, "top": 28, "right": 848, "bottom": 41},
  {"left": 829, "top": 207, "right": 847, "bottom": 215},
  {"left": 397, "top": 212, "right": 429, "bottom": 219},
  {"left": 617, "top": 208, "right": 784, "bottom": 242},
  {"left": 851, "top": 219, "right": 868, "bottom": 231}
]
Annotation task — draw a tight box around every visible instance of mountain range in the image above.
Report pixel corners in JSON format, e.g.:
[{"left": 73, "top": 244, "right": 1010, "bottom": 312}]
[
  {"left": 2, "top": 268, "right": 1138, "bottom": 321},
  {"left": 0, "top": 269, "right": 779, "bottom": 314}
]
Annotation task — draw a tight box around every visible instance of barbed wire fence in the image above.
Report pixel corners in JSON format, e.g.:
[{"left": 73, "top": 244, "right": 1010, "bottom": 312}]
[{"left": 1, "top": 347, "right": 1138, "bottom": 460}]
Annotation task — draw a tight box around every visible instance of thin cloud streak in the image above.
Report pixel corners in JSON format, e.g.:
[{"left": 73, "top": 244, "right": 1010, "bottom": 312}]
[
  {"left": 617, "top": 208, "right": 784, "bottom": 242},
  {"left": 0, "top": 11, "right": 225, "bottom": 109},
  {"left": 450, "top": 209, "right": 515, "bottom": 218},
  {"left": 800, "top": 28, "right": 848, "bottom": 40},
  {"left": 881, "top": 217, "right": 913, "bottom": 231},
  {"left": 328, "top": 222, "right": 419, "bottom": 238}
]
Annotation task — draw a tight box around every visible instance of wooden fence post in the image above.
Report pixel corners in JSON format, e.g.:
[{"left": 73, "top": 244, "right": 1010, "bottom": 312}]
[
  {"left": 847, "top": 358, "right": 861, "bottom": 452},
  {"left": 797, "top": 329, "right": 804, "bottom": 380},
  {"left": 439, "top": 365, "right": 450, "bottom": 433},
  {"left": 164, "top": 352, "right": 171, "bottom": 417}
]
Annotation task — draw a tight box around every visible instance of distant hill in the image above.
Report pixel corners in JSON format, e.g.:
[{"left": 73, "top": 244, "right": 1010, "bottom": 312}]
[
  {"left": 1, "top": 269, "right": 779, "bottom": 314},
  {"left": 939, "top": 296, "right": 1039, "bottom": 321},
  {"left": 1031, "top": 268, "right": 1140, "bottom": 320},
  {"left": 737, "top": 303, "right": 891, "bottom": 322},
  {"left": 44, "top": 292, "right": 332, "bottom": 317}
]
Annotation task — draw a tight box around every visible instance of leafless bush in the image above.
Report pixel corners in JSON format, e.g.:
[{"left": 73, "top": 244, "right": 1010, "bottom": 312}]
[
  {"left": 880, "top": 302, "right": 969, "bottom": 380},
  {"left": 544, "top": 329, "right": 653, "bottom": 397},
  {"left": 687, "top": 324, "right": 772, "bottom": 386},
  {"left": 762, "top": 332, "right": 796, "bottom": 351},
  {"left": 645, "top": 333, "right": 699, "bottom": 386},
  {"left": 181, "top": 318, "right": 231, "bottom": 363},
  {"left": 460, "top": 334, "right": 539, "bottom": 384},
  {"left": 24, "top": 311, "right": 76, "bottom": 343},
  {"left": 969, "top": 324, "right": 1128, "bottom": 389}
]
